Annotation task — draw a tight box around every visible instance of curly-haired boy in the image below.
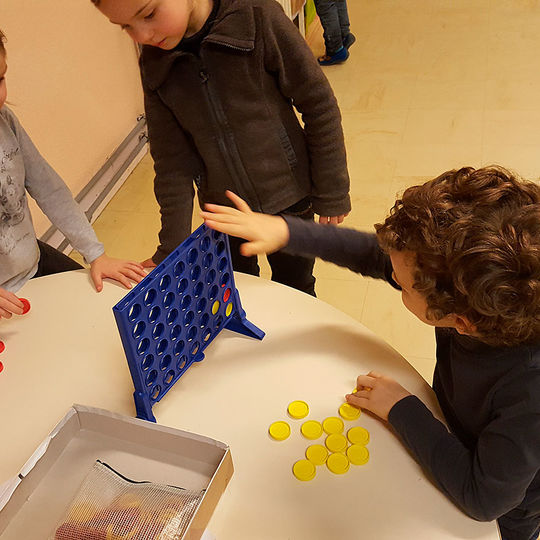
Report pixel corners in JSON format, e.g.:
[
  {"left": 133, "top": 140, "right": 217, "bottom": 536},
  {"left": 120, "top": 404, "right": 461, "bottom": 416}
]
[{"left": 201, "top": 166, "right": 540, "bottom": 540}]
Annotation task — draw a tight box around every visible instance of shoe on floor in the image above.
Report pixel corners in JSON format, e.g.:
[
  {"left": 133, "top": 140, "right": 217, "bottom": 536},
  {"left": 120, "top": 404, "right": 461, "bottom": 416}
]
[
  {"left": 318, "top": 46, "right": 349, "bottom": 66},
  {"left": 343, "top": 32, "right": 356, "bottom": 50}
]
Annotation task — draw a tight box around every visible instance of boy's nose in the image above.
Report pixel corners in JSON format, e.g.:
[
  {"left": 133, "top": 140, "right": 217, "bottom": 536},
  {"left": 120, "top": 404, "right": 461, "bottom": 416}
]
[{"left": 131, "top": 26, "right": 153, "bottom": 45}]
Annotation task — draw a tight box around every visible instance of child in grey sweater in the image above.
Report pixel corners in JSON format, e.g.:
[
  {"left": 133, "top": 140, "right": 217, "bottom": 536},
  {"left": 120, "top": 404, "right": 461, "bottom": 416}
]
[{"left": 0, "top": 30, "right": 146, "bottom": 319}]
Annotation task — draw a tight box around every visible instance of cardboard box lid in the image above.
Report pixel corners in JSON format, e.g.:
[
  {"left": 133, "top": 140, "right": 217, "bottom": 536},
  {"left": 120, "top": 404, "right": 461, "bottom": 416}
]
[{"left": 0, "top": 405, "right": 233, "bottom": 540}]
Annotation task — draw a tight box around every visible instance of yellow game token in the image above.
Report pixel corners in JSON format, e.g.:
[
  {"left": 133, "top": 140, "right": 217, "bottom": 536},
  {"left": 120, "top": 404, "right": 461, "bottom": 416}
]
[
  {"left": 269, "top": 421, "right": 290, "bottom": 441},
  {"left": 347, "top": 426, "right": 370, "bottom": 445},
  {"left": 211, "top": 300, "right": 220, "bottom": 315},
  {"left": 288, "top": 400, "right": 309, "bottom": 419},
  {"left": 339, "top": 402, "right": 361, "bottom": 421},
  {"left": 325, "top": 433, "right": 348, "bottom": 453},
  {"left": 347, "top": 444, "right": 370, "bottom": 465},
  {"left": 305, "top": 444, "right": 328, "bottom": 466},
  {"left": 293, "top": 459, "right": 316, "bottom": 481},
  {"left": 322, "top": 416, "right": 344, "bottom": 434},
  {"left": 301, "top": 420, "right": 323, "bottom": 440},
  {"left": 225, "top": 303, "right": 233, "bottom": 317},
  {"left": 326, "top": 452, "right": 350, "bottom": 474}
]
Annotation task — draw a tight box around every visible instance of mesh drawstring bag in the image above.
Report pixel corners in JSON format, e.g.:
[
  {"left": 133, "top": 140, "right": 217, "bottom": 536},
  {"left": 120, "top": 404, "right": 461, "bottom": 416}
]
[{"left": 52, "top": 460, "right": 203, "bottom": 539}]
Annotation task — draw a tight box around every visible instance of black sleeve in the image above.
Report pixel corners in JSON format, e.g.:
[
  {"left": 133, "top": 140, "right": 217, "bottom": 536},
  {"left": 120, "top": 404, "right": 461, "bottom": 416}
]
[
  {"left": 282, "top": 216, "right": 398, "bottom": 287},
  {"left": 388, "top": 391, "right": 540, "bottom": 522}
]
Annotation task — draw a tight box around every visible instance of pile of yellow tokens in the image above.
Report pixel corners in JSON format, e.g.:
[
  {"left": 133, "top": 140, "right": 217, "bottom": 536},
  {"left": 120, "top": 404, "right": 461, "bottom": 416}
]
[{"left": 268, "top": 397, "right": 370, "bottom": 481}]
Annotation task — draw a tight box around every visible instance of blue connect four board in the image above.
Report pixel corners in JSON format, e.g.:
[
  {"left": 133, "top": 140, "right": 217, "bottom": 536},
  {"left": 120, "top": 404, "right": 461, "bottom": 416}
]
[{"left": 113, "top": 224, "right": 265, "bottom": 422}]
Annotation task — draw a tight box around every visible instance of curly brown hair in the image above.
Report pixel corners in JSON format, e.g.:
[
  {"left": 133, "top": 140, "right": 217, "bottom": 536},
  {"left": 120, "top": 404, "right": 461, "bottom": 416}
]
[{"left": 376, "top": 166, "right": 540, "bottom": 347}]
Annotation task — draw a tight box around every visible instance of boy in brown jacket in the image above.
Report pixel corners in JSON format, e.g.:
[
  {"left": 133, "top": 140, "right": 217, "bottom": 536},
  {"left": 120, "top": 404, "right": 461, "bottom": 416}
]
[{"left": 91, "top": 0, "right": 351, "bottom": 296}]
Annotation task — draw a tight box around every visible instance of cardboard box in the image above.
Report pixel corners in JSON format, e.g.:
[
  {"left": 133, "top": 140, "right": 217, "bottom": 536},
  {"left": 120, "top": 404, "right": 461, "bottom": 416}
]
[{"left": 0, "top": 405, "right": 233, "bottom": 539}]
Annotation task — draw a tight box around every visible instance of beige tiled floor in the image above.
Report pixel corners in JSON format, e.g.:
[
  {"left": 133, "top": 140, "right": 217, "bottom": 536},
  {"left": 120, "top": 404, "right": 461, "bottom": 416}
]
[{"left": 79, "top": 0, "right": 540, "bottom": 383}]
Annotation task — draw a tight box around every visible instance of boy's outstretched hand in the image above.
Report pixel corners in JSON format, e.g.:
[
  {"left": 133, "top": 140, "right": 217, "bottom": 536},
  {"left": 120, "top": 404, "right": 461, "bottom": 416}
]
[
  {"left": 201, "top": 191, "right": 290, "bottom": 256},
  {"left": 89, "top": 254, "right": 147, "bottom": 292},
  {"left": 346, "top": 371, "right": 412, "bottom": 421},
  {"left": 0, "top": 287, "right": 24, "bottom": 318}
]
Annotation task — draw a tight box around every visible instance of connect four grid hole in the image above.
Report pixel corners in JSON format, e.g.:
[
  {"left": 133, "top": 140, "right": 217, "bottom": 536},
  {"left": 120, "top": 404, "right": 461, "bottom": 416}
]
[
  {"left": 163, "top": 292, "right": 175, "bottom": 308},
  {"left": 211, "top": 300, "right": 220, "bottom": 315},
  {"left": 150, "top": 323, "right": 163, "bottom": 340},
  {"left": 159, "top": 274, "right": 171, "bottom": 292},
  {"left": 181, "top": 295, "right": 192, "bottom": 311},
  {"left": 191, "top": 342, "right": 200, "bottom": 356},
  {"left": 209, "top": 285, "right": 218, "bottom": 300},
  {"left": 212, "top": 230, "right": 221, "bottom": 240},
  {"left": 218, "top": 257, "right": 227, "bottom": 272},
  {"left": 188, "top": 248, "right": 198, "bottom": 265},
  {"left": 216, "top": 241, "right": 225, "bottom": 255},
  {"left": 203, "top": 329, "right": 212, "bottom": 342},
  {"left": 138, "top": 338, "right": 150, "bottom": 355},
  {"left": 177, "top": 355, "right": 187, "bottom": 370},
  {"left": 215, "top": 315, "right": 224, "bottom": 330},
  {"left": 223, "top": 288, "right": 231, "bottom": 302},
  {"left": 226, "top": 303, "right": 233, "bottom": 317},
  {"left": 144, "top": 289, "right": 157, "bottom": 306},
  {"left": 206, "top": 269, "right": 216, "bottom": 285},
  {"left": 184, "top": 311, "right": 195, "bottom": 326},
  {"left": 148, "top": 306, "right": 161, "bottom": 323},
  {"left": 170, "top": 325, "right": 181, "bottom": 341},
  {"left": 173, "top": 340, "right": 185, "bottom": 356},
  {"left": 194, "top": 282, "right": 204, "bottom": 297},
  {"left": 191, "top": 265, "right": 201, "bottom": 282},
  {"left": 133, "top": 321, "right": 146, "bottom": 339},
  {"left": 187, "top": 326, "right": 197, "bottom": 342},
  {"left": 202, "top": 253, "right": 213, "bottom": 268},
  {"left": 146, "top": 370, "right": 157, "bottom": 386},
  {"left": 220, "top": 272, "right": 230, "bottom": 288},
  {"left": 200, "top": 313, "right": 210, "bottom": 328},
  {"left": 151, "top": 385, "right": 161, "bottom": 400},
  {"left": 160, "top": 355, "right": 172, "bottom": 371},
  {"left": 173, "top": 261, "right": 185, "bottom": 277},
  {"left": 177, "top": 278, "right": 189, "bottom": 294},
  {"left": 200, "top": 236, "right": 211, "bottom": 252},
  {"left": 156, "top": 339, "right": 168, "bottom": 355},
  {"left": 165, "top": 370, "right": 175, "bottom": 385},
  {"left": 167, "top": 308, "right": 179, "bottom": 325},
  {"left": 128, "top": 303, "right": 141, "bottom": 322},
  {"left": 197, "top": 298, "right": 207, "bottom": 313},
  {"left": 142, "top": 354, "right": 154, "bottom": 370}
]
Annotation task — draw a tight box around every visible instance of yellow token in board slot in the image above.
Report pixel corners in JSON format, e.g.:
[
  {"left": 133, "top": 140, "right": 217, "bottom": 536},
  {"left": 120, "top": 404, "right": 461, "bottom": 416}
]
[
  {"left": 325, "top": 433, "right": 348, "bottom": 453},
  {"left": 288, "top": 400, "right": 309, "bottom": 419},
  {"left": 305, "top": 444, "right": 328, "bottom": 466},
  {"left": 293, "top": 459, "right": 316, "bottom": 481},
  {"left": 339, "top": 402, "right": 361, "bottom": 421},
  {"left": 327, "top": 452, "right": 350, "bottom": 474},
  {"left": 322, "top": 416, "right": 344, "bottom": 434},
  {"left": 268, "top": 421, "right": 290, "bottom": 441},
  {"left": 347, "top": 426, "right": 370, "bottom": 446},
  {"left": 211, "top": 301, "right": 220, "bottom": 315},
  {"left": 347, "top": 444, "right": 370, "bottom": 465},
  {"left": 225, "top": 303, "right": 233, "bottom": 317},
  {"left": 301, "top": 420, "right": 323, "bottom": 440}
]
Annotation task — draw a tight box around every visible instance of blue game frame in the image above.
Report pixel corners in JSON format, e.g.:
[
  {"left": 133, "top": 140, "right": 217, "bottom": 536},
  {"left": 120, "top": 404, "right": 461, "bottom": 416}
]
[{"left": 113, "top": 224, "right": 265, "bottom": 422}]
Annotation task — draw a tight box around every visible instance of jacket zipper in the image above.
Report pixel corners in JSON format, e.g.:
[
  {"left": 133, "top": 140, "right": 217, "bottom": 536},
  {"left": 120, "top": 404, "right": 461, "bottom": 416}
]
[{"left": 198, "top": 64, "right": 263, "bottom": 212}]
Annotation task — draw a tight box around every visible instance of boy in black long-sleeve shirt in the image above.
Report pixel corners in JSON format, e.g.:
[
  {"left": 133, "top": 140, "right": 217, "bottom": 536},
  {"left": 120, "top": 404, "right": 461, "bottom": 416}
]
[{"left": 201, "top": 166, "right": 540, "bottom": 540}]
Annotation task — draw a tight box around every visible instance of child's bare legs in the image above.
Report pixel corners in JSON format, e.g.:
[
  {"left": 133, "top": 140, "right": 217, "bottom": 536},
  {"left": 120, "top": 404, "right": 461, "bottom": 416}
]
[{"left": 314, "top": 0, "right": 354, "bottom": 65}]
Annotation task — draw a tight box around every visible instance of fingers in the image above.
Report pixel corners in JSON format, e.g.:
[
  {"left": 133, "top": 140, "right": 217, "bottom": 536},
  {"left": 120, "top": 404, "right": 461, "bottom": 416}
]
[
  {"left": 91, "top": 271, "right": 104, "bottom": 293},
  {"left": 318, "top": 215, "right": 330, "bottom": 224},
  {"left": 240, "top": 240, "right": 267, "bottom": 257},
  {"left": 225, "top": 190, "right": 252, "bottom": 213},
  {"left": 141, "top": 258, "right": 156, "bottom": 268}
]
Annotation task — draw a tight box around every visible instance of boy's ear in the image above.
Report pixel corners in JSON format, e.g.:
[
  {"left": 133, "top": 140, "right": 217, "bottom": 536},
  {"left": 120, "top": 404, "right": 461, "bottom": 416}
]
[{"left": 454, "top": 315, "right": 478, "bottom": 336}]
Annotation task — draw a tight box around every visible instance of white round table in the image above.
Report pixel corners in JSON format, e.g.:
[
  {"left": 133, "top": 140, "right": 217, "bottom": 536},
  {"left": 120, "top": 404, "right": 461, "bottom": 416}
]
[{"left": 0, "top": 270, "right": 500, "bottom": 539}]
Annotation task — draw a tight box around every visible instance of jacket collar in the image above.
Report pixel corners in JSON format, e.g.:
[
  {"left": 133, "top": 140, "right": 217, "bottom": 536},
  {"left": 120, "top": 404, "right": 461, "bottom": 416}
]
[{"left": 141, "top": 0, "right": 255, "bottom": 90}]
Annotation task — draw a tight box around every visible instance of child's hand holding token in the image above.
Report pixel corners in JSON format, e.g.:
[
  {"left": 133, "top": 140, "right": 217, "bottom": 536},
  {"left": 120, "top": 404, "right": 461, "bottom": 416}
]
[{"left": 0, "top": 287, "right": 25, "bottom": 318}]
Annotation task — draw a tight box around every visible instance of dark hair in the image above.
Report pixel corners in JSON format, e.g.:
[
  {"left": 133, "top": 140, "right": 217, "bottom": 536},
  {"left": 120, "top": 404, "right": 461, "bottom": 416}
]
[
  {"left": 376, "top": 166, "right": 540, "bottom": 347},
  {"left": 90, "top": 0, "right": 100, "bottom": 5}
]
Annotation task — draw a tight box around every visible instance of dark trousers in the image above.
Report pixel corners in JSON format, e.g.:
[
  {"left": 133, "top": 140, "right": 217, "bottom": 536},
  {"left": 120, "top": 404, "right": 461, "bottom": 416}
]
[
  {"left": 314, "top": 0, "right": 351, "bottom": 55},
  {"left": 228, "top": 198, "right": 316, "bottom": 296},
  {"left": 33, "top": 240, "right": 84, "bottom": 279}
]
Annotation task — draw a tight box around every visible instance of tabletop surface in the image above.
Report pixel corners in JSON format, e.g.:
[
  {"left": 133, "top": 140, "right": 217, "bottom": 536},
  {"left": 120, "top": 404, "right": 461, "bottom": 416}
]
[{"left": 0, "top": 270, "right": 500, "bottom": 540}]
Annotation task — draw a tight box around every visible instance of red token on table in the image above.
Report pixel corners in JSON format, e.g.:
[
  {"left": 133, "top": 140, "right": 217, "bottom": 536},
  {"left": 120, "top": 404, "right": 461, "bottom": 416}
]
[
  {"left": 19, "top": 298, "right": 30, "bottom": 314},
  {"left": 0, "top": 361, "right": 3, "bottom": 373},
  {"left": 0, "top": 341, "right": 4, "bottom": 354}
]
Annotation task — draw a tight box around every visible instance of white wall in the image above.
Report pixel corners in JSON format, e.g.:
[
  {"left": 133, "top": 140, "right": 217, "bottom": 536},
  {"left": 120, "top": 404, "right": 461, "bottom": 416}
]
[{"left": 0, "top": 0, "right": 144, "bottom": 234}]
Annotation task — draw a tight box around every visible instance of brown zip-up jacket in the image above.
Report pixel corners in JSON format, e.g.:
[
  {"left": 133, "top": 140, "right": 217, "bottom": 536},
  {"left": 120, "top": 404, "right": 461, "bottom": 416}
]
[{"left": 141, "top": 0, "right": 351, "bottom": 263}]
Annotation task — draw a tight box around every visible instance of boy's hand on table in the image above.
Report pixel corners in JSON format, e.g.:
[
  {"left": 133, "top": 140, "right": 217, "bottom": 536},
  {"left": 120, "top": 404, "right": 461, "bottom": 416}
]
[
  {"left": 0, "top": 287, "right": 24, "bottom": 318},
  {"left": 318, "top": 213, "right": 349, "bottom": 225},
  {"left": 201, "top": 191, "right": 290, "bottom": 256},
  {"left": 89, "top": 254, "right": 147, "bottom": 292},
  {"left": 346, "top": 371, "right": 412, "bottom": 421}
]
